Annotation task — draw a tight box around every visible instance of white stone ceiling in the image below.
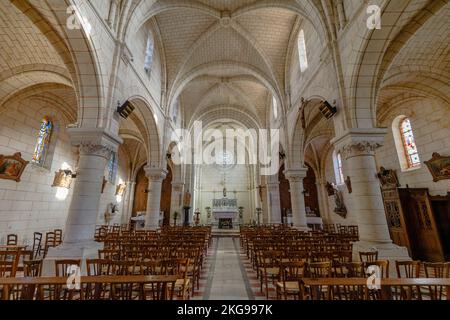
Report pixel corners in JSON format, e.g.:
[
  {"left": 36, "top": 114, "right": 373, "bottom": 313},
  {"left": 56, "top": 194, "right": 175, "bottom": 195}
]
[
  {"left": 379, "top": 1, "right": 450, "bottom": 110},
  {"left": 149, "top": 2, "right": 300, "bottom": 127}
]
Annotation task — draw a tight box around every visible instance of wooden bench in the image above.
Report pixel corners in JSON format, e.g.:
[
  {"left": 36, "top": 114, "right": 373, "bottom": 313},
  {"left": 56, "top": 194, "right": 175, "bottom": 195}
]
[
  {"left": 0, "top": 275, "right": 179, "bottom": 300},
  {"left": 300, "top": 278, "right": 450, "bottom": 300}
]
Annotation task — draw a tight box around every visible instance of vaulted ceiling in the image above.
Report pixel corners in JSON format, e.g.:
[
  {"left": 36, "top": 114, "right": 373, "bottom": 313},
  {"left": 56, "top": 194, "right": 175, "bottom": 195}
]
[{"left": 139, "top": 0, "right": 308, "bottom": 128}]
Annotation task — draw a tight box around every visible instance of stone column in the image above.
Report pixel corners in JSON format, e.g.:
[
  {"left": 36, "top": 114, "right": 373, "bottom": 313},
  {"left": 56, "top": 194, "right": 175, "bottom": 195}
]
[
  {"left": 44, "top": 128, "right": 122, "bottom": 274},
  {"left": 144, "top": 167, "right": 167, "bottom": 230},
  {"left": 332, "top": 129, "right": 409, "bottom": 261},
  {"left": 266, "top": 181, "right": 282, "bottom": 224},
  {"left": 170, "top": 181, "right": 184, "bottom": 226},
  {"left": 285, "top": 168, "right": 309, "bottom": 230}
]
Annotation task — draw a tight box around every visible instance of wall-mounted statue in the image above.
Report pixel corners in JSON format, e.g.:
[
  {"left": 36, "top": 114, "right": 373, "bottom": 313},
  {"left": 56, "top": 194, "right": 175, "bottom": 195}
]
[
  {"left": 326, "top": 182, "right": 347, "bottom": 218},
  {"left": 105, "top": 203, "right": 118, "bottom": 223},
  {"left": 376, "top": 167, "right": 400, "bottom": 189},
  {"left": 183, "top": 190, "right": 191, "bottom": 208}
]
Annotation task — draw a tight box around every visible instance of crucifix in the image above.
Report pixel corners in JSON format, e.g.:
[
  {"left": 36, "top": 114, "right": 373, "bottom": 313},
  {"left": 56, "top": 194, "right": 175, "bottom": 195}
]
[{"left": 221, "top": 172, "right": 227, "bottom": 198}]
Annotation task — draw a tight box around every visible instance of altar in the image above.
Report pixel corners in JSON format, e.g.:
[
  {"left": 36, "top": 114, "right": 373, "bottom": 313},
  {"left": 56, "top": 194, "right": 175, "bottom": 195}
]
[{"left": 212, "top": 198, "right": 238, "bottom": 229}]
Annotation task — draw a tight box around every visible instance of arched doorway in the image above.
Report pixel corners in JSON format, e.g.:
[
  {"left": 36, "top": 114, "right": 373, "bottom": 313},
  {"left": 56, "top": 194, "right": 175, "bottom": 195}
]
[
  {"left": 303, "top": 163, "right": 320, "bottom": 216},
  {"left": 278, "top": 163, "right": 292, "bottom": 224},
  {"left": 160, "top": 164, "right": 172, "bottom": 225},
  {"left": 132, "top": 165, "right": 148, "bottom": 217}
]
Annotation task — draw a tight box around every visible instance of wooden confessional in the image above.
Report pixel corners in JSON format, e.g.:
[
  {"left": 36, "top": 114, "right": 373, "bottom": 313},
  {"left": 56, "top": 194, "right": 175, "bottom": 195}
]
[{"left": 378, "top": 168, "right": 450, "bottom": 262}]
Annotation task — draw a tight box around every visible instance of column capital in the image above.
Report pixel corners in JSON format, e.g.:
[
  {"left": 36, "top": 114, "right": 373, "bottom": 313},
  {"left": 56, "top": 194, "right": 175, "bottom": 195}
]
[
  {"left": 171, "top": 180, "right": 184, "bottom": 191},
  {"left": 68, "top": 127, "right": 123, "bottom": 158},
  {"left": 331, "top": 128, "right": 387, "bottom": 160},
  {"left": 144, "top": 166, "right": 168, "bottom": 181},
  {"left": 284, "top": 168, "right": 308, "bottom": 182}
]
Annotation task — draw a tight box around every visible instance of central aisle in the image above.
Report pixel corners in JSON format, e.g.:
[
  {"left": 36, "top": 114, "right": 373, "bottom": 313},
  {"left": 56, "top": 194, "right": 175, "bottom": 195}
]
[{"left": 203, "top": 237, "right": 254, "bottom": 300}]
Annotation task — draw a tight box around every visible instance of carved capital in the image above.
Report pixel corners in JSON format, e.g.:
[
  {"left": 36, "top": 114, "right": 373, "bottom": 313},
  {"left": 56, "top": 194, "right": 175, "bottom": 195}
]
[
  {"left": 284, "top": 168, "right": 308, "bottom": 182},
  {"left": 79, "top": 143, "right": 114, "bottom": 159},
  {"left": 171, "top": 181, "right": 184, "bottom": 192},
  {"left": 68, "top": 127, "right": 122, "bottom": 158},
  {"left": 339, "top": 141, "right": 382, "bottom": 159},
  {"left": 331, "top": 128, "right": 387, "bottom": 160},
  {"left": 144, "top": 166, "right": 167, "bottom": 182}
]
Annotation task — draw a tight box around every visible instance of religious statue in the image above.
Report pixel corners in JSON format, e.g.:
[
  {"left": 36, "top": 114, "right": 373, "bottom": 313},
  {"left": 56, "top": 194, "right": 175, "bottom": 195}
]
[
  {"left": 183, "top": 190, "right": 191, "bottom": 208},
  {"left": 223, "top": 186, "right": 227, "bottom": 198},
  {"left": 377, "top": 167, "right": 400, "bottom": 189},
  {"left": 326, "top": 182, "right": 347, "bottom": 218}
]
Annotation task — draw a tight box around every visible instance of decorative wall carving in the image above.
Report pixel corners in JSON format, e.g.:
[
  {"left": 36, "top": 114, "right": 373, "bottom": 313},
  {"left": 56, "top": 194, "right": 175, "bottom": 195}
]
[{"left": 340, "top": 141, "right": 382, "bottom": 159}]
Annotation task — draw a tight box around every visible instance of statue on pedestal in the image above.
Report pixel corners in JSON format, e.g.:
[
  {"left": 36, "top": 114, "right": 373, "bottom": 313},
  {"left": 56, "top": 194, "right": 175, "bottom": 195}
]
[{"left": 183, "top": 190, "right": 192, "bottom": 226}]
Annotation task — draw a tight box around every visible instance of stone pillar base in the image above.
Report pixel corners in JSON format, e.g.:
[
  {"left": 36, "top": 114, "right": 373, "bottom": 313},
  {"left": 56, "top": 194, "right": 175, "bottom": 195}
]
[
  {"left": 42, "top": 241, "right": 102, "bottom": 276},
  {"left": 352, "top": 241, "right": 411, "bottom": 277}
]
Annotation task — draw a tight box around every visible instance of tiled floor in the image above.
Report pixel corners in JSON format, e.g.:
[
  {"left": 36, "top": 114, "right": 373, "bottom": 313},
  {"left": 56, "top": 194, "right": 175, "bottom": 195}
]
[{"left": 192, "top": 237, "right": 265, "bottom": 300}]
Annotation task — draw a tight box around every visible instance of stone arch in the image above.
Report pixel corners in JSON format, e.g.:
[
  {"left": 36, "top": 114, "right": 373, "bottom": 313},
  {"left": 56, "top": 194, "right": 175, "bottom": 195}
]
[
  {"left": 350, "top": 0, "right": 447, "bottom": 129},
  {"left": 127, "top": 96, "right": 162, "bottom": 168},
  {"left": 12, "top": 0, "right": 105, "bottom": 127}
]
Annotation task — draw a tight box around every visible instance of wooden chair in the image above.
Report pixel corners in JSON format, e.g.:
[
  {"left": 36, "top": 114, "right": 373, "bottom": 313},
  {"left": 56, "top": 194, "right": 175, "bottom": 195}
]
[
  {"left": 363, "top": 260, "right": 390, "bottom": 300},
  {"left": 111, "top": 261, "right": 138, "bottom": 300},
  {"left": 395, "top": 260, "right": 422, "bottom": 300},
  {"left": 423, "top": 262, "right": 450, "bottom": 300},
  {"left": 32, "top": 232, "right": 42, "bottom": 259},
  {"left": 86, "top": 259, "right": 111, "bottom": 299},
  {"left": 54, "top": 229, "right": 63, "bottom": 246},
  {"left": 51, "top": 259, "right": 82, "bottom": 300},
  {"left": 359, "top": 251, "right": 378, "bottom": 263},
  {"left": 308, "top": 262, "right": 332, "bottom": 300},
  {"left": 6, "top": 234, "right": 18, "bottom": 246},
  {"left": 0, "top": 250, "right": 20, "bottom": 277},
  {"left": 17, "top": 250, "right": 33, "bottom": 274},
  {"left": 23, "top": 260, "right": 42, "bottom": 277},
  {"left": 41, "top": 232, "right": 56, "bottom": 258},
  {"left": 259, "top": 250, "right": 283, "bottom": 299},
  {"left": 276, "top": 261, "right": 307, "bottom": 300}
]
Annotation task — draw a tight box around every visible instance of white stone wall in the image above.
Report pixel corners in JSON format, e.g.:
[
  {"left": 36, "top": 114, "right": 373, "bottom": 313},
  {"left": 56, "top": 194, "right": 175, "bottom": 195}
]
[
  {"left": 0, "top": 97, "right": 130, "bottom": 244},
  {"left": 0, "top": 99, "right": 76, "bottom": 245},
  {"left": 196, "top": 164, "right": 252, "bottom": 224},
  {"left": 376, "top": 98, "right": 450, "bottom": 196}
]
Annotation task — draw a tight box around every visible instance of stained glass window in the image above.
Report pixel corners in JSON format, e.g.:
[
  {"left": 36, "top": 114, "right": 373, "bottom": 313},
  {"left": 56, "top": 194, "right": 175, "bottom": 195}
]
[
  {"left": 144, "top": 33, "right": 154, "bottom": 73},
  {"left": 272, "top": 96, "right": 278, "bottom": 119},
  {"left": 400, "top": 118, "right": 421, "bottom": 168},
  {"left": 333, "top": 151, "right": 345, "bottom": 185},
  {"left": 298, "top": 29, "right": 308, "bottom": 72},
  {"left": 108, "top": 151, "right": 117, "bottom": 182},
  {"left": 32, "top": 117, "right": 53, "bottom": 166}
]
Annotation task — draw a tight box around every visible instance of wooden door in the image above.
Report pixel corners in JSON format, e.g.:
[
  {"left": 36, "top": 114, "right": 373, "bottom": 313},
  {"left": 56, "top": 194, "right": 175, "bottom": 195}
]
[
  {"left": 381, "top": 188, "right": 411, "bottom": 254},
  {"left": 401, "top": 189, "right": 444, "bottom": 262},
  {"left": 302, "top": 164, "right": 320, "bottom": 216},
  {"left": 430, "top": 195, "right": 450, "bottom": 261},
  {"left": 132, "top": 166, "right": 148, "bottom": 217}
]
